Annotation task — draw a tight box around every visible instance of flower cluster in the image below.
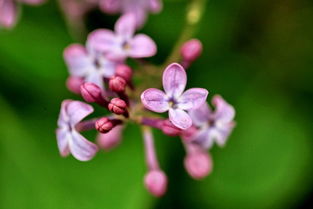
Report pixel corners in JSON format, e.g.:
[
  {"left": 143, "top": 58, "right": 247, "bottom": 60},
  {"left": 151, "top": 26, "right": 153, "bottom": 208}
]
[{"left": 56, "top": 2, "right": 236, "bottom": 197}]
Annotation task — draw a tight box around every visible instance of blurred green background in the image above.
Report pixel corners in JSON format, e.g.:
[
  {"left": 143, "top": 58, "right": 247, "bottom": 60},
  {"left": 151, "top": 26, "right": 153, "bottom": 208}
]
[{"left": 1, "top": 0, "right": 313, "bottom": 208}]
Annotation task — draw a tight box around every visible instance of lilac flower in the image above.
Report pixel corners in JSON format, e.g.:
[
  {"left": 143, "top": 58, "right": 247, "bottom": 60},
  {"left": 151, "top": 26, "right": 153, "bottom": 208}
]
[
  {"left": 0, "top": 0, "right": 44, "bottom": 28},
  {"left": 189, "top": 95, "right": 235, "bottom": 149},
  {"left": 64, "top": 43, "right": 117, "bottom": 89},
  {"left": 56, "top": 100, "right": 98, "bottom": 161},
  {"left": 87, "top": 14, "right": 157, "bottom": 61},
  {"left": 100, "top": 0, "right": 162, "bottom": 28},
  {"left": 141, "top": 63, "right": 208, "bottom": 129}
]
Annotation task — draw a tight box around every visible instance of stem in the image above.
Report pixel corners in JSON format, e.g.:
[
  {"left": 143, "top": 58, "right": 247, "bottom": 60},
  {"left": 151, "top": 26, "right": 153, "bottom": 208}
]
[{"left": 142, "top": 127, "right": 159, "bottom": 170}]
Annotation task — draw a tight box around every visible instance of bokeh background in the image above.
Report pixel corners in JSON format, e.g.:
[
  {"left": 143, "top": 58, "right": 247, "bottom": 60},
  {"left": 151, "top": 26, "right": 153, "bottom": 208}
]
[{"left": 1, "top": 0, "right": 313, "bottom": 208}]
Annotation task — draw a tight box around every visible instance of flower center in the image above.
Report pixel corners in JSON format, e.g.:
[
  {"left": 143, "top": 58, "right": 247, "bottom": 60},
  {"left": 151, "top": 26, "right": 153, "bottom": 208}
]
[
  {"left": 122, "top": 41, "right": 131, "bottom": 51},
  {"left": 168, "top": 98, "right": 178, "bottom": 109}
]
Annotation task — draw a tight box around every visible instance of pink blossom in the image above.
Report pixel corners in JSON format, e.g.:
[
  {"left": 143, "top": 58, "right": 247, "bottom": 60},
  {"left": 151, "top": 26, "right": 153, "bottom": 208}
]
[
  {"left": 141, "top": 63, "right": 208, "bottom": 129},
  {"left": 100, "top": 0, "right": 162, "bottom": 28},
  {"left": 63, "top": 43, "right": 117, "bottom": 89},
  {"left": 87, "top": 14, "right": 157, "bottom": 61},
  {"left": 189, "top": 95, "right": 236, "bottom": 149},
  {"left": 56, "top": 100, "right": 98, "bottom": 161}
]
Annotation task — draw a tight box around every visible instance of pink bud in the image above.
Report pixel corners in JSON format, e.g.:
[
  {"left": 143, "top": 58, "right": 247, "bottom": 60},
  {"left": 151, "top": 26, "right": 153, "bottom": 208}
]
[
  {"left": 161, "top": 120, "right": 181, "bottom": 136},
  {"left": 184, "top": 151, "right": 212, "bottom": 179},
  {"left": 108, "top": 98, "right": 128, "bottom": 115},
  {"left": 115, "top": 64, "right": 133, "bottom": 82},
  {"left": 66, "top": 76, "right": 84, "bottom": 94},
  {"left": 95, "top": 117, "right": 113, "bottom": 133},
  {"left": 144, "top": 170, "right": 167, "bottom": 197},
  {"left": 181, "top": 39, "right": 203, "bottom": 62},
  {"left": 97, "top": 125, "right": 124, "bottom": 150},
  {"left": 80, "top": 82, "right": 102, "bottom": 103},
  {"left": 109, "top": 76, "right": 126, "bottom": 93}
]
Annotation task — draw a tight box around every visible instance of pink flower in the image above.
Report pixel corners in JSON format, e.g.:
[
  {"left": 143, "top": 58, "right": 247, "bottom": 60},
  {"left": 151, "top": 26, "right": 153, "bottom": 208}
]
[
  {"left": 88, "top": 14, "right": 157, "bottom": 61},
  {"left": 100, "top": 0, "right": 162, "bottom": 28},
  {"left": 63, "top": 43, "right": 117, "bottom": 89},
  {"left": 56, "top": 100, "right": 98, "bottom": 161},
  {"left": 141, "top": 63, "right": 208, "bottom": 129},
  {"left": 0, "top": 0, "right": 45, "bottom": 28},
  {"left": 189, "top": 95, "right": 236, "bottom": 149}
]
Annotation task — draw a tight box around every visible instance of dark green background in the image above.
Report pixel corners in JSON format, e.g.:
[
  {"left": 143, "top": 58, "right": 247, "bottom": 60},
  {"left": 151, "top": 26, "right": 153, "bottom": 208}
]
[{"left": 1, "top": 0, "right": 313, "bottom": 208}]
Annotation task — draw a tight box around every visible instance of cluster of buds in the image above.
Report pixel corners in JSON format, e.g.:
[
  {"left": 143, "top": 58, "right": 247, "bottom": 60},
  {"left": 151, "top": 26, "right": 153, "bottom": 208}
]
[{"left": 56, "top": 1, "right": 236, "bottom": 197}]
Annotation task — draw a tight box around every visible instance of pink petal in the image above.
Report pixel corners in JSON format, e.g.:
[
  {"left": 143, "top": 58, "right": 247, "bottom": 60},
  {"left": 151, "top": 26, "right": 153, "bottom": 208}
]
[
  {"left": 99, "top": 0, "right": 121, "bottom": 14},
  {"left": 213, "top": 123, "right": 235, "bottom": 147},
  {"left": 63, "top": 44, "right": 92, "bottom": 77},
  {"left": 69, "top": 131, "right": 98, "bottom": 161},
  {"left": 127, "top": 9, "right": 147, "bottom": 28},
  {"left": 115, "top": 13, "right": 136, "bottom": 38},
  {"left": 66, "top": 100, "right": 94, "bottom": 125},
  {"left": 149, "top": 0, "right": 162, "bottom": 13},
  {"left": 87, "top": 29, "right": 117, "bottom": 53},
  {"left": 141, "top": 88, "right": 169, "bottom": 113},
  {"left": 0, "top": 0, "right": 17, "bottom": 28},
  {"left": 178, "top": 88, "right": 208, "bottom": 110},
  {"left": 162, "top": 63, "right": 187, "bottom": 98},
  {"left": 20, "top": 0, "right": 45, "bottom": 5},
  {"left": 56, "top": 128, "right": 70, "bottom": 157},
  {"left": 57, "top": 99, "right": 73, "bottom": 127},
  {"left": 85, "top": 71, "right": 105, "bottom": 90},
  {"left": 169, "top": 108, "right": 192, "bottom": 130},
  {"left": 188, "top": 102, "right": 211, "bottom": 126},
  {"left": 193, "top": 129, "right": 214, "bottom": 149},
  {"left": 212, "top": 95, "right": 235, "bottom": 122},
  {"left": 97, "top": 125, "right": 124, "bottom": 150},
  {"left": 129, "top": 34, "right": 157, "bottom": 58}
]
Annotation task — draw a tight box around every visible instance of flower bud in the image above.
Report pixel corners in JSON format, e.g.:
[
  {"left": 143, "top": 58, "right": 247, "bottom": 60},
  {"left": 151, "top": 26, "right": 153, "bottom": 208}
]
[
  {"left": 115, "top": 64, "right": 133, "bottom": 82},
  {"left": 184, "top": 151, "right": 212, "bottom": 179},
  {"left": 181, "top": 39, "right": 202, "bottom": 62},
  {"left": 109, "top": 76, "right": 126, "bottom": 93},
  {"left": 161, "top": 120, "right": 181, "bottom": 136},
  {"left": 181, "top": 126, "right": 198, "bottom": 142},
  {"left": 97, "top": 125, "right": 124, "bottom": 150},
  {"left": 108, "top": 98, "right": 128, "bottom": 115},
  {"left": 95, "top": 117, "right": 113, "bottom": 133},
  {"left": 80, "top": 82, "right": 102, "bottom": 103},
  {"left": 66, "top": 76, "right": 84, "bottom": 94},
  {"left": 144, "top": 170, "right": 167, "bottom": 197}
]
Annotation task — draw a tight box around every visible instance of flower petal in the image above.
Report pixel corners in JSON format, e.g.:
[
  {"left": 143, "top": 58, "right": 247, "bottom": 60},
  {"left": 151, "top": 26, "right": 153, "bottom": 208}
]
[
  {"left": 129, "top": 34, "right": 157, "bottom": 58},
  {"left": 214, "top": 122, "right": 235, "bottom": 147},
  {"left": 115, "top": 13, "right": 136, "bottom": 38},
  {"left": 178, "top": 88, "right": 208, "bottom": 110},
  {"left": 99, "top": 0, "right": 121, "bottom": 14},
  {"left": 162, "top": 63, "right": 187, "bottom": 97},
  {"left": 169, "top": 108, "right": 192, "bottom": 130},
  {"left": 149, "top": 0, "right": 162, "bottom": 13},
  {"left": 66, "top": 100, "right": 94, "bottom": 125},
  {"left": 63, "top": 44, "right": 93, "bottom": 77},
  {"left": 69, "top": 131, "right": 98, "bottom": 161},
  {"left": 87, "top": 29, "right": 117, "bottom": 53},
  {"left": 85, "top": 71, "right": 104, "bottom": 90},
  {"left": 97, "top": 125, "right": 124, "bottom": 150},
  {"left": 0, "top": 0, "right": 17, "bottom": 28},
  {"left": 57, "top": 99, "right": 73, "bottom": 127},
  {"left": 56, "top": 128, "right": 70, "bottom": 157},
  {"left": 141, "top": 88, "right": 169, "bottom": 113},
  {"left": 189, "top": 102, "right": 211, "bottom": 126},
  {"left": 193, "top": 128, "right": 214, "bottom": 149},
  {"left": 212, "top": 95, "right": 235, "bottom": 122},
  {"left": 20, "top": 0, "right": 45, "bottom": 5}
]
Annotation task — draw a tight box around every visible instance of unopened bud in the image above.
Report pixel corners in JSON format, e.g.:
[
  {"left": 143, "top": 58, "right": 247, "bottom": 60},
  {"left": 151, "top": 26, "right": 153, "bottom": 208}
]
[
  {"left": 109, "top": 76, "right": 126, "bottom": 93},
  {"left": 80, "top": 82, "right": 102, "bottom": 103},
  {"left": 66, "top": 76, "right": 84, "bottom": 94},
  {"left": 144, "top": 170, "right": 167, "bottom": 197},
  {"left": 97, "top": 125, "right": 124, "bottom": 150},
  {"left": 115, "top": 64, "right": 133, "bottom": 82},
  {"left": 108, "top": 98, "right": 128, "bottom": 115},
  {"left": 95, "top": 117, "right": 113, "bottom": 133},
  {"left": 181, "top": 39, "right": 202, "bottom": 62},
  {"left": 184, "top": 151, "right": 212, "bottom": 179},
  {"left": 162, "top": 120, "right": 181, "bottom": 136}
]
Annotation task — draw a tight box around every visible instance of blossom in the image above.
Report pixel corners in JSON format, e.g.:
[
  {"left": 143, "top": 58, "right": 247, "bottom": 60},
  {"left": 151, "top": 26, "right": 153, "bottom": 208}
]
[
  {"left": 141, "top": 63, "right": 208, "bottom": 129},
  {"left": 87, "top": 14, "right": 157, "bottom": 61},
  {"left": 63, "top": 43, "right": 117, "bottom": 90},
  {"left": 189, "top": 95, "right": 235, "bottom": 149},
  {"left": 56, "top": 100, "right": 98, "bottom": 161},
  {"left": 0, "top": 0, "right": 45, "bottom": 28},
  {"left": 100, "top": 0, "right": 162, "bottom": 28}
]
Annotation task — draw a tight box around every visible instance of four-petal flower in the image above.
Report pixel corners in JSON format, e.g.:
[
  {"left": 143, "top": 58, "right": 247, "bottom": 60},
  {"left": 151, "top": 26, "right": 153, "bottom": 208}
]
[
  {"left": 87, "top": 14, "right": 157, "bottom": 61},
  {"left": 56, "top": 100, "right": 98, "bottom": 161},
  {"left": 141, "top": 63, "right": 208, "bottom": 129},
  {"left": 189, "top": 95, "right": 235, "bottom": 149},
  {"left": 64, "top": 43, "right": 117, "bottom": 89}
]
